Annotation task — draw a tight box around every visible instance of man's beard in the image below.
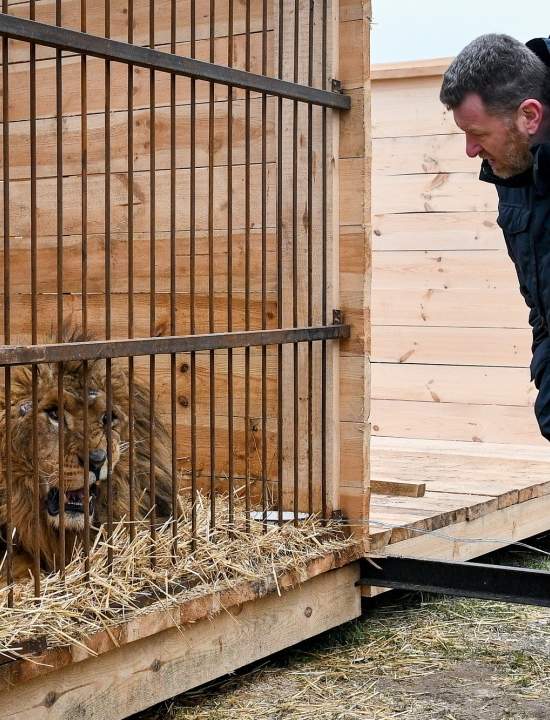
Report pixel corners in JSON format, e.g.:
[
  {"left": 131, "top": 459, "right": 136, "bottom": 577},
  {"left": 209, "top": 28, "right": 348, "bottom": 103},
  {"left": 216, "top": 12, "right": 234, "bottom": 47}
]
[{"left": 490, "top": 125, "right": 533, "bottom": 179}]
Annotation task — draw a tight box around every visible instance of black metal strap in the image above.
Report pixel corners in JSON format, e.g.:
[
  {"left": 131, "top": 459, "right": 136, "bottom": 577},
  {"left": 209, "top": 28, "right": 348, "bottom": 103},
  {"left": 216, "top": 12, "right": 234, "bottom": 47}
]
[
  {"left": 358, "top": 556, "right": 550, "bottom": 608},
  {"left": 0, "top": 324, "right": 350, "bottom": 365},
  {"left": 0, "top": 13, "right": 350, "bottom": 110}
]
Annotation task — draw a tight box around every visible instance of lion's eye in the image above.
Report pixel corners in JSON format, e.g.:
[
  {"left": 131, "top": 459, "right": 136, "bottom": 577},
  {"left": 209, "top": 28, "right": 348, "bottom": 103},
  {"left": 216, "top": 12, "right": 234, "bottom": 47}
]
[
  {"left": 102, "top": 411, "right": 119, "bottom": 428},
  {"left": 45, "top": 406, "right": 59, "bottom": 423}
]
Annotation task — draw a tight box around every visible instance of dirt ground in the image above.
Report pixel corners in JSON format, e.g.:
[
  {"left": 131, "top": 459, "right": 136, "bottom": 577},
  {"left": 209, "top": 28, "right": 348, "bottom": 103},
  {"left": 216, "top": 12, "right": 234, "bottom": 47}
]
[{"left": 134, "top": 535, "right": 550, "bottom": 720}]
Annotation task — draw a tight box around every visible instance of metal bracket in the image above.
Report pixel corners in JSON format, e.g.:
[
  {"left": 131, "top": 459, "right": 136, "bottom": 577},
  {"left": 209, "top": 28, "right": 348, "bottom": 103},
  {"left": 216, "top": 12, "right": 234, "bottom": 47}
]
[
  {"left": 331, "top": 78, "right": 343, "bottom": 94},
  {"left": 358, "top": 556, "right": 550, "bottom": 608},
  {"left": 332, "top": 309, "right": 344, "bottom": 325}
]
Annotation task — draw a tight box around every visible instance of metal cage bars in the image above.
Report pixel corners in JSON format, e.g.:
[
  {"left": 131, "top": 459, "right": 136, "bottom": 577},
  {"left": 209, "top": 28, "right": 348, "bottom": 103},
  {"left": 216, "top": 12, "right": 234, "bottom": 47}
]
[{"left": 0, "top": 3, "right": 349, "bottom": 596}]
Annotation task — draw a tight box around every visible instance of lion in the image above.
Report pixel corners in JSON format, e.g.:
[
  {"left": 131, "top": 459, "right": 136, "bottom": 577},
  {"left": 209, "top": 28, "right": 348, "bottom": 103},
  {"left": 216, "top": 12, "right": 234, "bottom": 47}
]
[{"left": 0, "top": 343, "right": 178, "bottom": 578}]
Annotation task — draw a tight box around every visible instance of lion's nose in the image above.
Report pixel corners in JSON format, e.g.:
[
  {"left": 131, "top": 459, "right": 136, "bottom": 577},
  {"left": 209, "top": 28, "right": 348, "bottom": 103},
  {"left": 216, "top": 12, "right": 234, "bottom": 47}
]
[{"left": 79, "top": 449, "right": 107, "bottom": 480}]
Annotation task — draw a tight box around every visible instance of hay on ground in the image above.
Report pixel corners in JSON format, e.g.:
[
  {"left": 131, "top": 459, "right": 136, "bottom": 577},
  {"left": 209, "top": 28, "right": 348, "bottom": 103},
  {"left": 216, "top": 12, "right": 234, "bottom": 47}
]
[{"left": 0, "top": 493, "right": 356, "bottom": 661}]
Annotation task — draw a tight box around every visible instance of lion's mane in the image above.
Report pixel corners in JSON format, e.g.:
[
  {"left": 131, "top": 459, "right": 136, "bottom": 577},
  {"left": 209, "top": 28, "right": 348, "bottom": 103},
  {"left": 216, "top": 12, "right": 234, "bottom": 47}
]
[{"left": 0, "top": 342, "right": 175, "bottom": 577}]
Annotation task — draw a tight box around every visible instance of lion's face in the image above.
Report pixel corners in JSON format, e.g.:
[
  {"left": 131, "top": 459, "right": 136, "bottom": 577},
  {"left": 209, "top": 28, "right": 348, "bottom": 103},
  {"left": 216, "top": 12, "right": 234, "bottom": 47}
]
[{"left": 7, "top": 362, "right": 129, "bottom": 533}]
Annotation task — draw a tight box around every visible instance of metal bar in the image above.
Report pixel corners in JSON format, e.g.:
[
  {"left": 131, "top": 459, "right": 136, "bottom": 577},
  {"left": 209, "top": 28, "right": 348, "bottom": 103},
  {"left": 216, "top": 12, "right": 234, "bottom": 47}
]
[
  {"left": 127, "top": 0, "right": 136, "bottom": 541},
  {"left": 320, "top": 0, "right": 328, "bottom": 521},
  {"left": 0, "top": 326, "right": 349, "bottom": 365},
  {"left": 292, "top": 0, "right": 299, "bottom": 526},
  {"left": 260, "top": 0, "right": 268, "bottom": 533},
  {"left": 169, "top": 0, "right": 178, "bottom": 553},
  {"left": 2, "top": 0, "right": 13, "bottom": 602},
  {"left": 307, "top": 0, "right": 314, "bottom": 517},
  {"left": 245, "top": 0, "right": 252, "bottom": 532},
  {"left": 359, "top": 557, "right": 550, "bottom": 608},
  {"left": 29, "top": 0, "right": 40, "bottom": 595},
  {"left": 276, "top": 0, "right": 283, "bottom": 527},
  {"left": 55, "top": 0, "right": 66, "bottom": 575},
  {"left": 148, "top": 0, "right": 157, "bottom": 558},
  {"left": 105, "top": 0, "right": 113, "bottom": 572},
  {"left": 0, "top": 13, "right": 350, "bottom": 110},
  {"left": 208, "top": 0, "right": 216, "bottom": 529},
  {"left": 81, "top": 0, "right": 91, "bottom": 574},
  {"left": 227, "top": 0, "right": 234, "bottom": 526},
  {"left": 189, "top": 0, "right": 197, "bottom": 548}
]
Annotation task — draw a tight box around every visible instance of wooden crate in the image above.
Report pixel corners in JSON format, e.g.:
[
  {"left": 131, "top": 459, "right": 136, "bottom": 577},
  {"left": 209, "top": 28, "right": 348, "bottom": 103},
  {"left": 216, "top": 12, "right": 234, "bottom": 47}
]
[{"left": 0, "top": 1, "right": 371, "bottom": 714}]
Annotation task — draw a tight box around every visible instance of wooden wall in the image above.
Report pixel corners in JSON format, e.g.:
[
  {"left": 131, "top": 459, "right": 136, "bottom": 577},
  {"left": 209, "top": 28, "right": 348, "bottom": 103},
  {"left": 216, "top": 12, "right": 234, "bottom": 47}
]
[
  {"left": 371, "top": 59, "right": 542, "bottom": 446},
  {"left": 0, "top": 1, "right": 371, "bottom": 526}
]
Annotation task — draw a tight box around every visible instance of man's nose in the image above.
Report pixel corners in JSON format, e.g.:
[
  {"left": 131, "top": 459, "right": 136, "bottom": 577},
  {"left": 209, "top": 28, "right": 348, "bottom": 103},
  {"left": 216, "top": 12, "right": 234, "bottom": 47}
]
[{"left": 465, "top": 135, "right": 482, "bottom": 158}]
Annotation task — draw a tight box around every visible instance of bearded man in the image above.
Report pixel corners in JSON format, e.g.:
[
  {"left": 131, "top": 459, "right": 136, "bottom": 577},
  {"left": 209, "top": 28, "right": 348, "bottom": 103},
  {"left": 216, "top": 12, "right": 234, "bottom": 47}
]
[{"left": 440, "top": 34, "right": 550, "bottom": 441}]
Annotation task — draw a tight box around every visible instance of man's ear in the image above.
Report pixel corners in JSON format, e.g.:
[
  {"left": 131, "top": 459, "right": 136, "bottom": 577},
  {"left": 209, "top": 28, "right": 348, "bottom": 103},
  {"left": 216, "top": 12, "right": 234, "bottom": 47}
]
[{"left": 517, "top": 98, "right": 544, "bottom": 136}]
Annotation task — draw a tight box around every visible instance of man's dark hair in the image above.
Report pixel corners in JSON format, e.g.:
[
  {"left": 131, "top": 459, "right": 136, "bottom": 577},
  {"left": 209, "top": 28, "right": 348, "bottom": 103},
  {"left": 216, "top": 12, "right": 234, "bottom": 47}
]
[{"left": 440, "top": 33, "right": 550, "bottom": 116}]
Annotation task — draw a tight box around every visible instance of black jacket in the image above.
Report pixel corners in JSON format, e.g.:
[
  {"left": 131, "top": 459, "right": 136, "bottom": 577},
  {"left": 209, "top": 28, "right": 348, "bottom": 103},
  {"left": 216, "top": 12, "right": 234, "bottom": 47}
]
[{"left": 480, "top": 146, "right": 550, "bottom": 438}]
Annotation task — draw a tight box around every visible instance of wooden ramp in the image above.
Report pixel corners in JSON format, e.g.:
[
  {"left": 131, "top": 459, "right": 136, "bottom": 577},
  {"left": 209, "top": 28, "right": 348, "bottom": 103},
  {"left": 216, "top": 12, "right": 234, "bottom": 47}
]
[{"left": 368, "top": 437, "right": 550, "bottom": 573}]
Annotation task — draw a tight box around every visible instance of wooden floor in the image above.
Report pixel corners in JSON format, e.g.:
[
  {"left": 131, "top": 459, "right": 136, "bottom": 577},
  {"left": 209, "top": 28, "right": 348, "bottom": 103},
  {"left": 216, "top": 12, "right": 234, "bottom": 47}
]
[{"left": 369, "top": 437, "right": 550, "bottom": 562}]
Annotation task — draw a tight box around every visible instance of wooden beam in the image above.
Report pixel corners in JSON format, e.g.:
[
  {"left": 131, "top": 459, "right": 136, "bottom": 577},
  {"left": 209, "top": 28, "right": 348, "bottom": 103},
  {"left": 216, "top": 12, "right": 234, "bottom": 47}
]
[
  {"left": 371, "top": 479, "right": 426, "bottom": 498},
  {"left": 371, "top": 57, "right": 453, "bottom": 81},
  {"left": 364, "top": 494, "right": 550, "bottom": 596},
  {"left": 3, "top": 563, "right": 361, "bottom": 720}
]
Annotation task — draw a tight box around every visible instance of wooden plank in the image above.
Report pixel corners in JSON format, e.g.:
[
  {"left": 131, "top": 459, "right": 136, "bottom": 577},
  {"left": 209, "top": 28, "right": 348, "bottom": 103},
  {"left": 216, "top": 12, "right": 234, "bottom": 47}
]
[
  {"left": 0, "top": 292, "right": 279, "bottom": 340},
  {"left": 371, "top": 76, "right": 457, "bottom": 138},
  {"left": 371, "top": 479, "right": 426, "bottom": 497},
  {"left": 372, "top": 435, "right": 550, "bottom": 461},
  {"left": 373, "top": 249, "right": 519, "bottom": 291},
  {"left": 0, "top": 163, "right": 278, "bottom": 237},
  {"left": 371, "top": 449, "right": 550, "bottom": 508},
  {"left": 371, "top": 363, "right": 535, "bottom": 407},
  {"left": 374, "top": 133, "right": 479, "bottom": 175},
  {"left": 371, "top": 491, "right": 499, "bottom": 543},
  {"left": 365, "top": 493, "right": 550, "bottom": 595},
  {"left": 373, "top": 172, "right": 496, "bottom": 215},
  {"left": 371, "top": 399, "right": 545, "bottom": 445},
  {"left": 339, "top": 18, "right": 364, "bottom": 90},
  {"left": 372, "top": 326, "right": 531, "bottom": 367},
  {"left": 375, "top": 493, "right": 550, "bottom": 558},
  {"left": 371, "top": 58, "right": 452, "bottom": 81},
  {"left": 337, "top": 0, "right": 371, "bottom": 542},
  {"left": 3, "top": 97, "right": 277, "bottom": 180},
  {"left": 372, "top": 211, "right": 502, "bottom": 251},
  {"left": 373, "top": 287, "right": 529, "bottom": 328},
  {"left": 1, "top": 33, "right": 275, "bottom": 122},
  {"left": 2, "top": 238, "right": 278, "bottom": 295},
  {"left": 4, "top": 0, "right": 273, "bottom": 57},
  {"left": 2, "top": 563, "right": 361, "bottom": 720}
]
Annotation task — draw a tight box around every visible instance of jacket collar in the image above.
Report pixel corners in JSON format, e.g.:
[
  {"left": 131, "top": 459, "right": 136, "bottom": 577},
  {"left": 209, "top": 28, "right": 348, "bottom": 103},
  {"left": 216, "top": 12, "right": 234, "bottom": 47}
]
[{"left": 479, "top": 143, "right": 550, "bottom": 195}]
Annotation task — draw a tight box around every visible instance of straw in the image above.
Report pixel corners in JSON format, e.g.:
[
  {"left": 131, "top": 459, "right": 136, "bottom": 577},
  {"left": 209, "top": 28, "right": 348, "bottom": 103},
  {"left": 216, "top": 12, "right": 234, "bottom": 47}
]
[{"left": 0, "top": 493, "right": 355, "bottom": 660}]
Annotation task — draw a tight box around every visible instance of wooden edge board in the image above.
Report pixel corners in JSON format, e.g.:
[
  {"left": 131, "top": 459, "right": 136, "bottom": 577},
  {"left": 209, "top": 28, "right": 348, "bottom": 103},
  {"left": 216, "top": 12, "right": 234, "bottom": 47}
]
[
  {"left": 0, "top": 543, "right": 363, "bottom": 690},
  {"left": 3, "top": 564, "right": 362, "bottom": 720},
  {"left": 371, "top": 57, "right": 453, "bottom": 81},
  {"left": 371, "top": 479, "right": 426, "bottom": 497},
  {"left": 363, "top": 493, "right": 550, "bottom": 597}
]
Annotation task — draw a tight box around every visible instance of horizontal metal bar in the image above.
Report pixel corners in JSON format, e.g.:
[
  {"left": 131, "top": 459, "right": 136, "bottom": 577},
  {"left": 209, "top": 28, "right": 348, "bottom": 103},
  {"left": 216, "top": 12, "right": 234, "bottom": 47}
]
[
  {"left": 359, "top": 557, "right": 550, "bottom": 608},
  {"left": 0, "top": 14, "right": 350, "bottom": 110},
  {"left": 0, "top": 325, "right": 350, "bottom": 366}
]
